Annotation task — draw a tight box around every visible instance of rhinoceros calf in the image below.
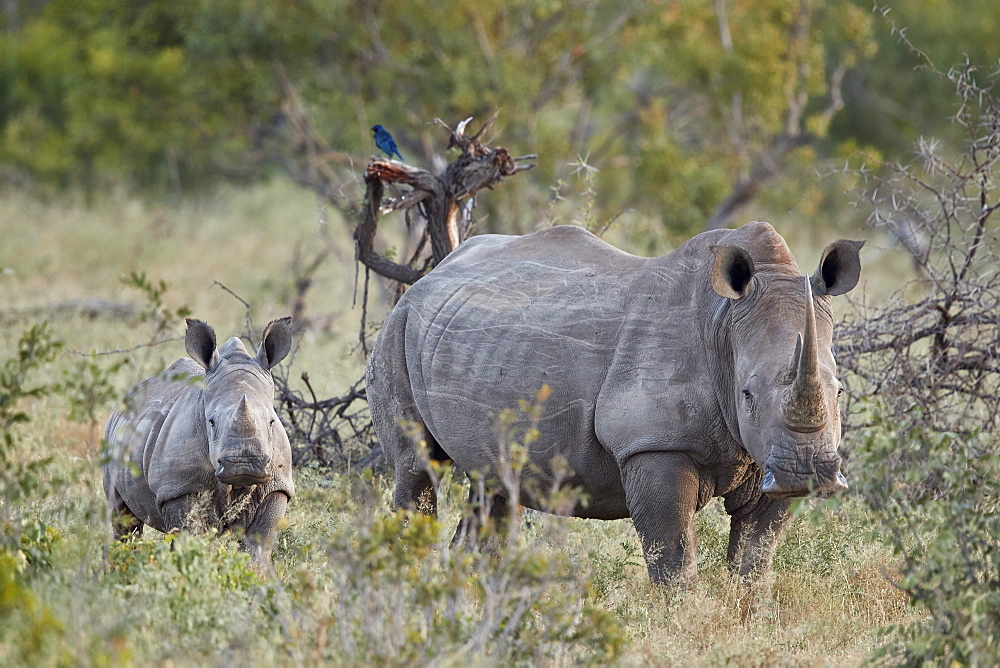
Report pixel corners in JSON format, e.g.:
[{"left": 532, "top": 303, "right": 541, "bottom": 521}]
[
  {"left": 367, "top": 222, "right": 863, "bottom": 584},
  {"left": 103, "top": 317, "right": 294, "bottom": 564}
]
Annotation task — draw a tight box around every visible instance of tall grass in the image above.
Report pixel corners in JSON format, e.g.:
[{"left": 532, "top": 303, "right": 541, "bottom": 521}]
[{"left": 0, "top": 180, "right": 922, "bottom": 664}]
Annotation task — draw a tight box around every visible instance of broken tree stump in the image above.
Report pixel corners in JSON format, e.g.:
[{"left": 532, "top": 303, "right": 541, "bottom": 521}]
[{"left": 354, "top": 115, "right": 535, "bottom": 285}]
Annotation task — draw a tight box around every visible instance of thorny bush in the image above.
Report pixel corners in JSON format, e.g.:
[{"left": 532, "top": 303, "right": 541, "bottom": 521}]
[{"left": 838, "top": 55, "right": 1000, "bottom": 665}]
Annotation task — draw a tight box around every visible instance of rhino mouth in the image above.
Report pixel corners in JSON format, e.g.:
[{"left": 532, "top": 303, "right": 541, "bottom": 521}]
[
  {"left": 761, "top": 468, "right": 848, "bottom": 499},
  {"left": 216, "top": 457, "right": 271, "bottom": 487}
]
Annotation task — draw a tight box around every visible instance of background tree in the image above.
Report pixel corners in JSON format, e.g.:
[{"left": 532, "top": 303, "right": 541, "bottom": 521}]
[{"left": 0, "top": 0, "right": 942, "bottom": 245}]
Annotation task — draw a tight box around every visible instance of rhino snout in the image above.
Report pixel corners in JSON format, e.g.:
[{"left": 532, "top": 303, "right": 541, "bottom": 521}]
[
  {"left": 761, "top": 460, "right": 847, "bottom": 499},
  {"left": 216, "top": 455, "right": 271, "bottom": 487}
]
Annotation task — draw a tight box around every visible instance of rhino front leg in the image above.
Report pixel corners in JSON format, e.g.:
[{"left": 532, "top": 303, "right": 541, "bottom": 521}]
[
  {"left": 724, "top": 483, "right": 792, "bottom": 579},
  {"left": 239, "top": 491, "right": 289, "bottom": 565},
  {"left": 452, "top": 485, "right": 515, "bottom": 551},
  {"left": 621, "top": 452, "right": 702, "bottom": 586},
  {"left": 161, "top": 495, "right": 197, "bottom": 533}
]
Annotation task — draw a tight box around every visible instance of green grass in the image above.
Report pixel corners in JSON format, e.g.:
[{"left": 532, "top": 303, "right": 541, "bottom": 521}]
[{"left": 0, "top": 180, "right": 923, "bottom": 665}]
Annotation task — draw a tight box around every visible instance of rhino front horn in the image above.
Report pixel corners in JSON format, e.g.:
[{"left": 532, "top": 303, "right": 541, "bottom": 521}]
[
  {"left": 782, "top": 276, "right": 827, "bottom": 432},
  {"left": 233, "top": 393, "right": 256, "bottom": 437}
]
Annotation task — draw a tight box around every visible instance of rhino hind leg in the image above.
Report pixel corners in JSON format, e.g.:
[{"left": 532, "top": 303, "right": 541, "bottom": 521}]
[
  {"left": 394, "top": 464, "right": 438, "bottom": 515},
  {"left": 109, "top": 488, "right": 143, "bottom": 540},
  {"left": 390, "top": 427, "right": 450, "bottom": 516},
  {"left": 451, "top": 485, "right": 517, "bottom": 552}
]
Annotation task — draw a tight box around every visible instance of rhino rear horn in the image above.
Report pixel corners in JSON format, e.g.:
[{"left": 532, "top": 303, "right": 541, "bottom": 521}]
[
  {"left": 186, "top": 319, "right": 220, "bottom": 371},
  {"left": 782, "top": 277, "right": 827, "bottom": 432},
  {"left": 710, "top": 244, "right": 755, "bottom": 300},
  {"left": 256, "top": 317, "right": 294, "bottom": 369},
  {"left": 811, "top": 239, "right": 864, "bottom": 297}
]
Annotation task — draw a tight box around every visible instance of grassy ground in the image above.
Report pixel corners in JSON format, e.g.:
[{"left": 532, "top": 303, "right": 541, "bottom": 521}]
[{"left": 0, "top": 180, "right": 919, "bottom": 665}]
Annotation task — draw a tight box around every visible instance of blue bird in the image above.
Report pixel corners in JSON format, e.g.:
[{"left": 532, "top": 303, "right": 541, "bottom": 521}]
[{"left": 371, "top": 124, "right": 404, "bottom": 161}]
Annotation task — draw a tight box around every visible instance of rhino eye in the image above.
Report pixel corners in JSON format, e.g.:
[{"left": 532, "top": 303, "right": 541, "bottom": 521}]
[{"left": 742, "top": 389, "right": 752, "bottom": 400}]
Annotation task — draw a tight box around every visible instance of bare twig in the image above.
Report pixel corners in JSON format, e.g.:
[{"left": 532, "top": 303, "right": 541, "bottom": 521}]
[
  {"left": 67, "top": 338, "right": 181, "bottom": 357},
  {"left": 837, "top": 62, "right": 1000, "bottom": 437},
  {"left": 212, "top": 281, "right": 255, "bottom": 343}
]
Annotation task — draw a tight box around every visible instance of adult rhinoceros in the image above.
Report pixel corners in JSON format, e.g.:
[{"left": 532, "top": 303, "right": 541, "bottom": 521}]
[
  {"left": 368, "top": 223, "right": 862, "bottom": 582},
  {"left": 103, "top": 317, "right": 294, "bottom": 565},
  {"left": 367, "top": 221, "right": 863, "bottom": 584}
]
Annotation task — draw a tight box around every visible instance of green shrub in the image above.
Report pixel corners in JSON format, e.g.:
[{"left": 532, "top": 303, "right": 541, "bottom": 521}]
[
  {"left": 60, "top": 353, "right": 130, "bottom": 447},
  {"left": 296, "top": 486, "right": 625, "bottom": 665},
  {"left": 0, "top": 323, "right": 61, "bottom": 561},
  {"left": 0, "top": 323, "right": 66, "bottom": 662},
  {"left": 0, "top": 551, "right": 66, "bottom": 666},
  {"left": 852, "top": 402, "right": 1000, "bottom": 665}
]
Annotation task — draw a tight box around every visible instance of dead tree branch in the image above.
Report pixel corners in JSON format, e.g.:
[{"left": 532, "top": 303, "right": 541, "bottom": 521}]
[
  {"left": 250, "top": 72, "right": 538, "bottom": 468},
  {"left": 0, "top": 298, "right": 138, "bottom": 323},
  {"left": 274, "top": 369, "right": 376, "bottom": 469}
]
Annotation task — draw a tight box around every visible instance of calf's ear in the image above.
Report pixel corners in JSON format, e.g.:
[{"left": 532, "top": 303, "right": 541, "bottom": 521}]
[
  {"left": 256, "top": 317, "right": 293, "bottom": 369},
  {"left": 710, "top": 244, "right": 756, "bottom": 299},
  {"left": 811, "top": 240, "right": 865, "bottom": 297},
  {"left": 185, "top": 319, "right": 220, "bottom": 371}
]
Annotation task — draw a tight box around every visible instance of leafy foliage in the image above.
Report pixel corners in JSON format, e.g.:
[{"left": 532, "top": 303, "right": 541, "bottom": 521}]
[
  {"left": 832, "top": 51, "right": 1000, "bottom": 665},
  {"left": 60, "top": 353, "right": 130, "bottom": 446},
  {"left": 0, "top": 325, "right": 67, "bottom": 663},
  {"left": 0, "top": 551, "right": 66, "bottom": 666},
  {"left": 0, "top": 324, "right": 61, "bottom": 559},
  {"left": 309, "top": 505, "right": 624, "bottom": 664},
  {"left": 0, "top": 0, "right": 886, "bottom": 238},
  {"left": 853, "top": 406, "right": 1000, "bottom": 665},
  {"left": 105, "top": 534, "right": 264, "bottom": 634}
]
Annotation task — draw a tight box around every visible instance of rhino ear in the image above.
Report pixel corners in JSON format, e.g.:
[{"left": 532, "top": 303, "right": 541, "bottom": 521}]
[
  {"left": 710, "top": 244, "right": 755, "bottom": 300},
  {"left": 811, "top": 239, "right": 865, "bottom": 297},
  {"left": 185, "top": 319, "right": 220, "bottom": 371},
  {"left": 256, "top": 317, "right": 293, "bottom": 370}
]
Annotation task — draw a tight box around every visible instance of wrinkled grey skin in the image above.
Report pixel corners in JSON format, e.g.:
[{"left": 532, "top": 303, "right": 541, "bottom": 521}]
[
  {"left": 103, "top": 317, "right": 295, "bottom": 565},
  {"left": 367, "top": 222, "right": 863, "bottom": 584}
]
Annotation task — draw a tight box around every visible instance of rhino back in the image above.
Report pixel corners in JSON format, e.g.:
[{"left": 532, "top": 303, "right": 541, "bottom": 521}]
[{"left": 104, "top": 358, "right": 215, "bottom": 531}]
